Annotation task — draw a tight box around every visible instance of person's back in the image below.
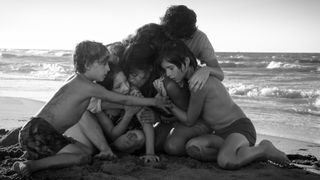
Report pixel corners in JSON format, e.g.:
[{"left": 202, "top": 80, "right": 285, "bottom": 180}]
[{"left": 200, "top": 76, "right": 246, "bottom": 130}]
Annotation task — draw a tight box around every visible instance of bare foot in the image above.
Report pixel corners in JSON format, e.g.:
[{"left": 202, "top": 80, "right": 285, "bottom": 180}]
[
  {"left": 259, "top": 140, "right": 290, "bottom": 165},
  {"left": 95, "top": 149, "right": 117, "bottom": 160},
  {"left": 12, "top": 161, "right": 31, "bottom": 177}
]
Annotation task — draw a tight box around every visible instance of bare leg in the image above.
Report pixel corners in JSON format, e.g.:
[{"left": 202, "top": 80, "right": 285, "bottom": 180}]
[
  {"left": 186, "top": 134, "right": 224, "bottom": 161},
  {"left": 164, "top": 122, "right": 212, "bottom": 156},
  {"left": 111, "top": 130, "right": 145, "bottom": 153},
  {"left": 78, "top": 111, "right": 116, "bottom": 159},
  {"left": 12, "top": 142, "right": 91, "bottom": 176},
  {"left": 217, "top": 133, "right": 289, "bottom": 170},
  {"left": 64, "top": 124, "right": 95, "bottom": 154}
]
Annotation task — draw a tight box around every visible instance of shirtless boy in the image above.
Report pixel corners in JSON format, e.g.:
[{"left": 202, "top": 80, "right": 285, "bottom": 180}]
[
  {"left": 155, "top": 40, "right": 289, "bottom": 170},
  {"left": 12, "top": 40, "right": 170, "bottom": 176}
]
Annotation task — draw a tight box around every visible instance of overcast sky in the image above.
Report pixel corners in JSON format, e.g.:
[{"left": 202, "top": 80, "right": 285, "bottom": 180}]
[{"left": 0, "top": 0, "right": 319, "bottom": 52}]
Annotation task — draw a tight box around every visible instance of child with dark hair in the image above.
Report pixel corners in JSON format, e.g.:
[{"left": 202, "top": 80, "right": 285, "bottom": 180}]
[
  {"left": 155, "top": 40, "right": 290, "bottom": 170},
  {"left": 12, "top": 40, "right": 170, "bottom": 176},
  {"left": 90, "top": 63, "right": 147, "bottom": 154},
  {"left": 160, "top": 5, "right": 224, "bottom": 92},
  {"left": 119, "top": 43, "right": 167, "bottom": 162},
  {"left": 124, "top": 23, "right": 170, "bottom": 52}
]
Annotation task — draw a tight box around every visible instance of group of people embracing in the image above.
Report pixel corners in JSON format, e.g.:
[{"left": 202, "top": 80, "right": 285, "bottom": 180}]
[{"left": 13, "top": 5, "right": 290, "bottom": 176}]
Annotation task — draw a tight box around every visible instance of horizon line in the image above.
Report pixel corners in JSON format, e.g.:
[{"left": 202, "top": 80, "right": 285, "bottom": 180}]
[{"left": 1, "top": 47, "right": 320, "bottom": 54}]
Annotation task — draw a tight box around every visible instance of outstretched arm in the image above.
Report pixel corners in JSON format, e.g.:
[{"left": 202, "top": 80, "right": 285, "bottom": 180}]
[{"left": 89, "top": 83, "right": 170, "bottom": 109}]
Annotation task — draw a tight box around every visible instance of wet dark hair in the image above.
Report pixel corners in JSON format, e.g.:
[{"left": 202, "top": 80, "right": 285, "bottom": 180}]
[
  {"left": 73, "top": 40, "right": 109, "bottom": 73},
  {"left": 121, "top": 43, "right": 156, "bottom": 76},
  {"left": 157, "top": 40, "right": 197, "bottom": 71},
  {"left": 121, "top": 43, "right": 158, "bottom": 97},
  {"left": 160, "top": 5, "right": 197, "bottom": 39},
  {"left": 124, "top": 23, "right": 170, "bottom": 51}
]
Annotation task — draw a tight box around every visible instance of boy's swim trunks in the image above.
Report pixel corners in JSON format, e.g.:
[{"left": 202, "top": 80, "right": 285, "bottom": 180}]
[
  {"left": 19, "top": 117, "right": 75, "bottom": 160},
  {"left": 214, "top": 118, "right": 256, "bottom": 146}
]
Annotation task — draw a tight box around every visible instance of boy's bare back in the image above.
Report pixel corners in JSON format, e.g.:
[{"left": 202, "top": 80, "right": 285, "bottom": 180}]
[
  {"left": 36, "top": 74, "right": 93, "bottom": 133},
  {"left": 200, "top": 77, "right": 246, "bottom": 130}
]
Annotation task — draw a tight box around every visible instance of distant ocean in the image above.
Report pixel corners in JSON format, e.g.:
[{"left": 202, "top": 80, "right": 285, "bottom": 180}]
[{"left": 0, "top": 49, "right": 319, "bottom": 144}]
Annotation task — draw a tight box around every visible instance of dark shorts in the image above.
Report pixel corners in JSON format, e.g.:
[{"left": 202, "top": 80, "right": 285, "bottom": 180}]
[
  {"left": 214, "top": 118, "right": 256, "bottom": 146},
  {"left": 19, "top": 117, "right": 75, "bottom": 160}
]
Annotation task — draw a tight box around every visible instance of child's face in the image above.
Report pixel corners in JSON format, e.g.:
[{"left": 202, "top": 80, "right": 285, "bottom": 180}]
[
  {"left": 161, "top": 60, "right": 185, "bottom": 83},
  {"left": 128, "top": 69, "right": 150, "bottom": 88},
  {"left": 113, "top": 71, "right": 130, "bottom": 95}
]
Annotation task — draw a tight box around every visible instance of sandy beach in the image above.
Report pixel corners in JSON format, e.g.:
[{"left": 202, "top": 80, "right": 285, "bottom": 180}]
[{"left": 1, "top": 96, "right": 320, "bottom": 180}]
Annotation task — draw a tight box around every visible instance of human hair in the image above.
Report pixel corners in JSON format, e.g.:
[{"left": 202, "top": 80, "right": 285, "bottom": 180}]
[
  {"left": 157, "top": 40, "right": 197, "bottom": 71},
  {"left": 121, "top": 43, "right": 158, "bottom": 97},
  {"left": 97, "top": 42, "right": 126, "bottom": 90},
  {"left": 121, "top": 43, "right": 156, "bottom": 76},
  {"left": 97, "top": 62, "right": 122, "bottom": 90},
  {"left": 160, "top": 5, "right": 197, "bottom": 39},
  {"left": 73, "top": 40, "right": 109, "bottom": 73},
  {"left": 105, "top": 41, "right": 126, "bottom": 62},
  {"left": 125, "top": 23, "right": 170, "bottom": 51}
]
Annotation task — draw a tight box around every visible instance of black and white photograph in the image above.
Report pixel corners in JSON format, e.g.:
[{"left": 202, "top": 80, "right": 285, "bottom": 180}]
[{"left": 0, "top": 0, "right": 319, "bottom": 179}]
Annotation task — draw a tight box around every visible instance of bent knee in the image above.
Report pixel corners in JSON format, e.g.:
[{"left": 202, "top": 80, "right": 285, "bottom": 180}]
[
  {"left": 133, "top": 130, "right": 145, "bottom": 143},
  {"left": 185, "top": 138, "right": 203, "bottom": 149},
  {"left": 129, "top": 130, "right": 145, "bottom": 146}
]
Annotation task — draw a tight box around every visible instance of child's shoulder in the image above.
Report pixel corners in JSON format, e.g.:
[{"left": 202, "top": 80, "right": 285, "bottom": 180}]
[
  {"left": 204, "top": 76, "right": 222, "bottom": 90},
  {"left": 65, "top": 74, "right": 96, "bottom": 89}
]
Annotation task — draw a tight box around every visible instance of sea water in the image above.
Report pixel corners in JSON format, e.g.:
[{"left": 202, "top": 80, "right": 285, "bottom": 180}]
[{"left": 0, "top": 49, "right": 319, "bottom": 144}]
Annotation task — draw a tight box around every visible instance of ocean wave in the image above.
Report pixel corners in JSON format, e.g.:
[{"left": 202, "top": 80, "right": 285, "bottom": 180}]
[
  {"left": 0, "top": 63, "right": 73, "bottom": 80},
  {"left": 0, "top": 53, "right": 50, "bottom": 59},
  {"left": 219, "top": 60, "right": 268, "bottom": 68},
  {"left": 0, "top": 50, "right": 72, "bottom": 59},
  {"left": 290, "top": 97, "right": 320, "bottom": 116},
  {"left": 0, "top": 53, "right": 20, "bottom": 58},
  {"left": 314, "top": 97, "right": 320, "bottom": 108},
  {"left": 30, "top": 63, "right": 73, "bottom": 80},
  {"left": 266, "top": 61, "right": 317, "bottom": 72},
  {"left": 227, "top": 84, "right": 320, "bottom": 99},
  {"left": 25, "top": 49, "right": 50, "bottom": 55},
  {"left": 291, "top": 108, "right": 320, "bottom": 117},
  {"left": 52, "top": 51, "right": 72, "bottom": 57}
]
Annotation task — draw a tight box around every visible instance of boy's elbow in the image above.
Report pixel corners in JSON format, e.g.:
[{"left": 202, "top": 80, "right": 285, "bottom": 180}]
[
  {"left": 217, "top": 69, "right": 224, "bottom": 81},
  {"left": 220, "top": 71, "right": 225, "bottom": 81},
  {"left": 218, "top": 74, "right": 224, "bottom": 81}
]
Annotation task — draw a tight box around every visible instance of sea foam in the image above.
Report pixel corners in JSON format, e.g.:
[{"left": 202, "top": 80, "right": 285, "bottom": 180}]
[{"left": 227, "top": 83, "right": 319, "bottom": 99}]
